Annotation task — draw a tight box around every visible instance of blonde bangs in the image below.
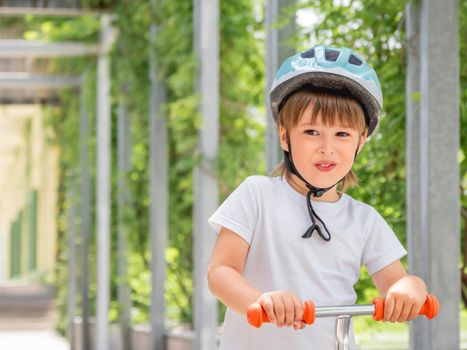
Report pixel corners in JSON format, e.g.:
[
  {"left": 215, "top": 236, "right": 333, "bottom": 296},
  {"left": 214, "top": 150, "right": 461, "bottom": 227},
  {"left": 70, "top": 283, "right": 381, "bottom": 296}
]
[{"left": 278, "top": 89, "right": 366, "bottom": 134}]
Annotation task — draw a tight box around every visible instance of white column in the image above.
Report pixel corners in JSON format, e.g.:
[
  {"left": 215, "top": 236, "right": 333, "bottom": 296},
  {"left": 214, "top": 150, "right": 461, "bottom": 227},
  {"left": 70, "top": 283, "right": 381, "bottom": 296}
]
[
  {"left": 413, "top": 0, "right": 460, "bottom": 348},
  {"left": 117, "top": 90, "right": 132, "bottom": 350},
  {"left": 96, "top": 14, "right": 114, "bottom": 350},
  {"left": 405, "top": 3, "right": 428, "bottom": 348},
  {"left": 79, "top": 79, "right": 91, "bottom": 350},
  {"left": 67, "top": 185, "right": 77, "bottom": 346},
  {"left": 193, "top": 0, "right": 219, "bottom": 349},
  {"left": 149, "top": 1, "right": 169, "bottom": 347}
]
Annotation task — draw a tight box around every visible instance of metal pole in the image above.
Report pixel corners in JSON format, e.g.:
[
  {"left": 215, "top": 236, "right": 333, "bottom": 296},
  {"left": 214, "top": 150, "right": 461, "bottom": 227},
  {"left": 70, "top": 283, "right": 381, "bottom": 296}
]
[
  {"left": 149, "top": 1, "right": 169, "bottom": 348},
  {"left": 335, "top": 316, "right": 352, "bottom": 350},
  {"left": 314, "top": 305, "right": 375, "bottom": 318},
  {"left": 193, "top": 0, "right": 219, "bottom": 349},
  {"left": 265, "top": 0, "right": 296, "bottom": 173},
  {"left": 67, "top": 184, "right": 77, "bottom": 347},
  {"left": 0, "top": 7, "right": 110, "bottom": 17},
  {"left": 96, "top": 14, "right": 113, "bottom": 350},
  {"left": 79, "top": 80, "right": 91, "bottom": 350},
  {"left": 0, "top": 73, "right": 82, "bottom": 88},
  {"left": 417, "top": 0, "right": 460, "bottom": 348},
  {"left": 117, "top": 92, "right": 132, "bottom": 350},
  {"left": 0, "top": 40, "right": 99, "bottom": 58},
  {"left": 405, "top": 2, "right": 430, "bottom": 348}
]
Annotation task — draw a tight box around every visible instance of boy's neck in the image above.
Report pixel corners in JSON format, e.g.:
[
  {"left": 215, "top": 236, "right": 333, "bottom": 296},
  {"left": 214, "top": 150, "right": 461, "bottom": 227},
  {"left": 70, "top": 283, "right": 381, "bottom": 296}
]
[{"left": 286, "top": 174, "right": 341, "bottom": 203}]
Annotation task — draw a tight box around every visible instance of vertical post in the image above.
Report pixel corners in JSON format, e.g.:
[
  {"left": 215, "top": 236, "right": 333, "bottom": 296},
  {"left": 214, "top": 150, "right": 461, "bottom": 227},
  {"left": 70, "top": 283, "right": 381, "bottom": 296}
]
[
  {"left": 16, "top": 211, "right": 23, "bottom": 277},
  {"left": 117, "top": 92, "right": 132, "bottom": 350},
  {"left": 67, "top": 185, "right": 77, "bottom": 346},
  {"left": 415, "top": 0, "right": 460, "bottom": 349},
  {"left": 10, "top": 213, "right": 22, "bottom": 278},
  {"left": 149, "top": 1, "right": 169, "bottom": 349},
  {"left": 96, "top": 14, "right": 113, "bottom": 350},
  {"left": 405, "top": 2, "right": 428, "bottom": 348},
  {"left": 265, "top": 0, "right": 296, "bottom": 173},
  {"left": 28, "top": 190, "right": 38, "bottom": 272},
  {"left": 193, "top": 0, "right": 219, "bottom": 349},
  {"left": 335, "top": 316, "right": 352, "bottom": 350},
  {"left": 79, "top": 80, "right": 91, "bottom": 350}
]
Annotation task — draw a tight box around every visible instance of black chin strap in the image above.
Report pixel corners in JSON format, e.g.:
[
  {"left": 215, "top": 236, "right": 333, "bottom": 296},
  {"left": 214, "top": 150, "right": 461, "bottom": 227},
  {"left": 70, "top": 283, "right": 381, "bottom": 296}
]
[
  {"left": 284, "top": 133, "right": 359, "bottom": 242},
  {"left": 303, "top": 190, "right": 332, "bottom": 240}
]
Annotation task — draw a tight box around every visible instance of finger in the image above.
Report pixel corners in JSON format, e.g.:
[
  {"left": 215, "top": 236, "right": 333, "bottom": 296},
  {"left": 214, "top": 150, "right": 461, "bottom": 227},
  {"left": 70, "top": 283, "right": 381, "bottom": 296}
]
[
  {"left": 293, "top": 321, "right": 306, "bottom": 330},
  {"left": 398, "top": 301, "right": 413, "bottom": 322},
  {"left": 407, "top": 301, "right": 422, "bottom": 321},
  {"left": 403, "top": 303, "right": 417, "bottom": 322},
  {"left": 292, "top": 295, "right": 304, "bottom": 323},
  {"left": 390, "top": 300, "right": 404, "bottom": 322},
  {"left": 273, "top": 295, "right": 285, "bottom": 327},
  {"left": 384, "top": 295, "right": 395, "bottom": 321},
  {"left": 284, "top": 297, "right": 295, "bottom": 326},
  {"left": 260, "top": 296, "right": 276, "bottom": 324}
]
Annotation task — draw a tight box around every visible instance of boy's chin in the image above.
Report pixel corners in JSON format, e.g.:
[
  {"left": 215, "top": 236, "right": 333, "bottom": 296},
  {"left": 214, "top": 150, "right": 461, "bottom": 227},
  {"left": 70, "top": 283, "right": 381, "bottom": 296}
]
[
  {"left": 306, "top": 172, "right": 348, "bottom": 189},
  {"left": 303, "top": 178, "right": 336, "bottom": 190},
  {"left": 313, "top": 182, "right": 337, "bottom": 190}
]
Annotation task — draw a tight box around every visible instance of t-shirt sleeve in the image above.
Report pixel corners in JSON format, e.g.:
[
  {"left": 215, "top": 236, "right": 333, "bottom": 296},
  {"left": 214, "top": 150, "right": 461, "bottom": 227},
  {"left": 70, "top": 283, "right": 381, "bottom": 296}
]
[
  {"left": 362, "top": 208, "right": 407, "bottom": 275},
  {"left": 208, "top": 177, "right": 258, "bottom": 245}
]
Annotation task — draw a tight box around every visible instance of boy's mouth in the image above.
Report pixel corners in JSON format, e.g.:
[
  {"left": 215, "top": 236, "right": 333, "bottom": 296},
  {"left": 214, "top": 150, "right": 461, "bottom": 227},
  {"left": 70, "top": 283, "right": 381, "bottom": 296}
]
[{"left": 315, "top": 162, "right": 336, "bottom": 172}]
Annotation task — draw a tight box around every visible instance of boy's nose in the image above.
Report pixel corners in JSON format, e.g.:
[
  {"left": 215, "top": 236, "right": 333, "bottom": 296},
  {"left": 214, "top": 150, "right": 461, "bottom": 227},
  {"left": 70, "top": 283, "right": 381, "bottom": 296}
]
[
  {"left": 319, "top": 148, "right": 334, "bottom": 154},
  {"left": 319, "top": 138, "right": 335, "bottom": 154}
]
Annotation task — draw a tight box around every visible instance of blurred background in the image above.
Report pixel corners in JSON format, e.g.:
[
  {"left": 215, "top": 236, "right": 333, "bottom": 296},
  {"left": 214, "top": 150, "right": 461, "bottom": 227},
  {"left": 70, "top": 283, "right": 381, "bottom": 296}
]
[{"left": 0, "top": 0, "right": 465, "bottom": 349}]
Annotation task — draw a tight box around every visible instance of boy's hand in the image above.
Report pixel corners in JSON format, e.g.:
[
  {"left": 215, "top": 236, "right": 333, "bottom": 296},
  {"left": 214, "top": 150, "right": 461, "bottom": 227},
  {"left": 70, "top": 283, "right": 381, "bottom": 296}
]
[
  {"left": 383, "top": 275, "right": 428, "bottom": 322},
  {"left": 256, "top": 291, "right": 306, "bottom": 330}
]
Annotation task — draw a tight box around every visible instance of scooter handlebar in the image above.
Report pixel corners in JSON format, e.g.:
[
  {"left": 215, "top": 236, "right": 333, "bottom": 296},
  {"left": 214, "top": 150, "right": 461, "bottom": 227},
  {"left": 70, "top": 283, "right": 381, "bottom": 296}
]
[{"left": 247, "top": 294, "right": 439, "bottom": 328}]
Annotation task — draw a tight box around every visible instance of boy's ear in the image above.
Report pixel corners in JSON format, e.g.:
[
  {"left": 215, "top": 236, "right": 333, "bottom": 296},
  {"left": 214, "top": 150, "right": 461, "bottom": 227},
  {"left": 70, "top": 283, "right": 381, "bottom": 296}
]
[
  {"left": 279, "top": 126, "right": 289, "bottom": 152},
  {"left": 357, "top": 129, "right": 368, "bottom": 154}
]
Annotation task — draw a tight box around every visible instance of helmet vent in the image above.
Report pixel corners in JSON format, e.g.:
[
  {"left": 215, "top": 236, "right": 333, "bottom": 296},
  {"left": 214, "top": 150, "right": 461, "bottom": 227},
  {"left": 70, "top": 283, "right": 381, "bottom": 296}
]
[
  {"left": 301, "top": 48, "right": 315, "bottom": 58},
  {"left": 325, "top": 49, "right": 340, "bottom": 61},
  {"left": 349, "top": 54, "right": 363, "bottom": 66}
]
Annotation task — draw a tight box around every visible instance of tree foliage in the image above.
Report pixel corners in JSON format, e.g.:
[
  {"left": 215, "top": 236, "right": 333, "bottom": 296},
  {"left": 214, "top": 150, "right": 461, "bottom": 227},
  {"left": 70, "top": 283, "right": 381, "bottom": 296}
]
[{"left": 3, "top": 0, "right": 465, "bottom": 330}]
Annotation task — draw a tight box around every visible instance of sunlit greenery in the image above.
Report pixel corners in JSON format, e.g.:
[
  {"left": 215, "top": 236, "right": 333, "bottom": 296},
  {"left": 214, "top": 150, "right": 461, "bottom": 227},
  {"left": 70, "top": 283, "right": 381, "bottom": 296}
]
[{"left": 3, "top": 0, "right": 465, "bottom": 333}]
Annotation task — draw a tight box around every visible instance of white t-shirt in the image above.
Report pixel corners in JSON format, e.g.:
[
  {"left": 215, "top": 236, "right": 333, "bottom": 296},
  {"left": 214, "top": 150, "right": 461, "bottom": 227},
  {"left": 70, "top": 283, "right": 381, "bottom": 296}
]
[{"left": 208, "top": 175, "right": 407, "bottom": 350}]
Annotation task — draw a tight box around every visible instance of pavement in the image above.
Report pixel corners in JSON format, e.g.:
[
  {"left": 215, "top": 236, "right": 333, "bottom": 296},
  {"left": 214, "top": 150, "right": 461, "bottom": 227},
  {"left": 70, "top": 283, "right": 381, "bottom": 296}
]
[{"left": 0, "top": 331, "right": 69, "bottom": 350}]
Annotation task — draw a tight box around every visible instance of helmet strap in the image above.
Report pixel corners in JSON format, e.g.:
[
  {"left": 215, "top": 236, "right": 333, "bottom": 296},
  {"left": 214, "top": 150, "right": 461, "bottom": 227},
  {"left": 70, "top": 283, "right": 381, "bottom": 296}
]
[
  {"left": 284, "top": 132, "right": 335, "bottom": 197},
  {"left": 284, "top": 132, "right": 360, "bottom": 242}
]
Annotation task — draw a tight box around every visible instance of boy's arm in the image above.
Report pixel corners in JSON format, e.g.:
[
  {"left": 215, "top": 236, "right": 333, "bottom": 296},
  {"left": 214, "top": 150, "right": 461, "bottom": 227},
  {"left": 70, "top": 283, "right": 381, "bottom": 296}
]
[
  {"left": 207, "top": 227, "right": 262, "bottom": 315},
  {"left": 372, "top": 260, "right": 428, "bottom": 322},
  {"left": 208, "top": 227, "right": 306, "bottom": 329}
]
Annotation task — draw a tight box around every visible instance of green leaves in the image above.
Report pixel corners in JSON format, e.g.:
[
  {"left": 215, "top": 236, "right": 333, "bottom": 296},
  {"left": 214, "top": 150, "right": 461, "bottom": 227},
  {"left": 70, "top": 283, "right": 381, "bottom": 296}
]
[{"left": 7, "top": 0, "right": 465, "bottom": 328}]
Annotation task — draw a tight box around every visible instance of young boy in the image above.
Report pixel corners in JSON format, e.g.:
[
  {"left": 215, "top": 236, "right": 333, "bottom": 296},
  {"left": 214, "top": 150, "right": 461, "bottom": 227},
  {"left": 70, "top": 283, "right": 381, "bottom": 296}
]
[{"left": 207, "top": 44, "right": 427, "bottom": 349}]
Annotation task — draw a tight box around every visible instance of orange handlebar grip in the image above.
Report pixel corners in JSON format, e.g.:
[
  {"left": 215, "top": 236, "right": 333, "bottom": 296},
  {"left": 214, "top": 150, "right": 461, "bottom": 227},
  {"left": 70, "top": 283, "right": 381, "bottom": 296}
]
[
  {"left": 247, "top": 300, "right": 316, "bottom": 328},
  {"left": 302, "top": 300, "right": 316, "bottom": 325},
  {"left": 247, "top": 302, "right": 267, "bottom": 328},
  {"left": 420, "top": 294, "right": 439, "bottom": 319},
  {"left": 372, "top": 294, "right": 440, "bottom": 321},
  {"left": 372, "top": 297, "right": 385, "bottom": 321}
]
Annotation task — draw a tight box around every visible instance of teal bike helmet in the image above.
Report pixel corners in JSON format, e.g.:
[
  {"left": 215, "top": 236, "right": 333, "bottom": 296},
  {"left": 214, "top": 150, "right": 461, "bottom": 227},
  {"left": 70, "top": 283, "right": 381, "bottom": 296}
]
[
  {"left": 270, "top": 44, "right": 383, "bottom": 136},
  {"left": 271, "top": 45, "right": 383, "bottom": 242}
]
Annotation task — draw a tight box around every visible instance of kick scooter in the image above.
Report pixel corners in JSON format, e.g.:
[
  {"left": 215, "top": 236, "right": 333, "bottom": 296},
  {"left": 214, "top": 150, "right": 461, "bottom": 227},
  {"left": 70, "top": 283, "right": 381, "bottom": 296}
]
[{"left": 247, "top": 294, "right": 439, "bottom": 350}]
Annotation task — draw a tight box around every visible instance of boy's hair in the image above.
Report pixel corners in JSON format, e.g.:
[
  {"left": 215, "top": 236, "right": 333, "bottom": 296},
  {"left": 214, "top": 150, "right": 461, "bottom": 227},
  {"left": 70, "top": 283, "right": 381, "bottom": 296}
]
[{"left": 271, "top": 88, "right": 367, "bottom": 192}]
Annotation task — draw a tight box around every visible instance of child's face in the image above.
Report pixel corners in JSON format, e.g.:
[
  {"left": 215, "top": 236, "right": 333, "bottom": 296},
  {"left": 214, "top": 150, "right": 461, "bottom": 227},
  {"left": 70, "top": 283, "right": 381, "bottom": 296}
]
[{"left": 280, "top": 103, "right": 367, "bottom": 189}]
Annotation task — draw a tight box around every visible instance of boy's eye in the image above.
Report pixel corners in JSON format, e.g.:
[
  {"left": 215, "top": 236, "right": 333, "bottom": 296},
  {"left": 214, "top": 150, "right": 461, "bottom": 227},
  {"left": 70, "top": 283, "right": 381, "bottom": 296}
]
[
  {"left": 304, "top": 129, "right": 318, "bottom": 135},
  {"left": 336, "top": 131, "right": 351, "bottom": 137}
]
